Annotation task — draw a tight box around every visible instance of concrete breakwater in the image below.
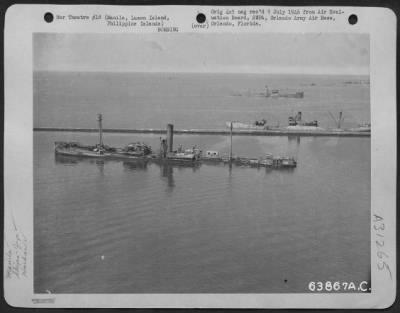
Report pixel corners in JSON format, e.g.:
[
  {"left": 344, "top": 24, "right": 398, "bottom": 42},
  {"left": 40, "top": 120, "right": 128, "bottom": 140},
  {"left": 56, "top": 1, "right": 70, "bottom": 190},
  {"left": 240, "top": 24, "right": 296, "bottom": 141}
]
[{"left": 34, "top": 127, "right": 371, "bottom": 137}]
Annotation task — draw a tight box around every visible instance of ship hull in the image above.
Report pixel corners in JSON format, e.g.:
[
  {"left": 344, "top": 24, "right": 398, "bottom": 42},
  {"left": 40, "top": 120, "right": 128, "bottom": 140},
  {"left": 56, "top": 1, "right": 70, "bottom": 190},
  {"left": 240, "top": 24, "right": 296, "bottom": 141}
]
[
  {"left": 226, "top": 121, "right": 267, "bottom": 130},
  {"left": 55, "top": 148, "right": 148, "bottom": 160}
]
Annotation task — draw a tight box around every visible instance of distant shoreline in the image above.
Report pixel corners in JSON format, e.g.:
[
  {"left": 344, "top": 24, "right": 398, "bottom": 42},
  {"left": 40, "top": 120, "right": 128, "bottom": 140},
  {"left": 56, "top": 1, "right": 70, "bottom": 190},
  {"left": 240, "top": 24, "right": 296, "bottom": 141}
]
[{"left": 33, "top": 127, "right": 370, "bottom": 137}]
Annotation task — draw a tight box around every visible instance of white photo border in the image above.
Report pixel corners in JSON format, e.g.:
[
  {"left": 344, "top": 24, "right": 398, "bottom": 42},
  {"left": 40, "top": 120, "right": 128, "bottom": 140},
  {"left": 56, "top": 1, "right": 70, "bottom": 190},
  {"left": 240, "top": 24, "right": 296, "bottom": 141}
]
[{"left": 4, "top": 4, "right": 397, "bottom": 308}]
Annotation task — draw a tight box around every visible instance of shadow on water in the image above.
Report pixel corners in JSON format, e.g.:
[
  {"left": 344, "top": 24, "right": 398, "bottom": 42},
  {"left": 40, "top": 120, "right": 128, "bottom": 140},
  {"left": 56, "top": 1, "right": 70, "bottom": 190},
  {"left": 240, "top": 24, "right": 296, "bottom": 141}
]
[
  {"left": 55, "top": 154, "right": 296, "bottom": 173},
  {"left": 54, "top": 154, "right": 82, "bottom": 165},
  {"left": 55, "top": 154, "right": 105, "bottom": 168},
  {"left": 161, "top": 164, "right": 175, "bottom": 193},
  {"left": 54, "top": 154, "right": 295, "bottom": 187},
  {"left": 55, "top": 155, "right": 107, "bottom": 176},
  {"left": 288, "top": 135, "right": 301, "bottom": 145},
  {"left": 55, "top": 154, "right": 148, "bottom": 171},
  {"left": 159, "top": 162, "right": 202, "bottom": 193},
  {"left": 122, "top": 160, "right": 148, "bottom": 171}
]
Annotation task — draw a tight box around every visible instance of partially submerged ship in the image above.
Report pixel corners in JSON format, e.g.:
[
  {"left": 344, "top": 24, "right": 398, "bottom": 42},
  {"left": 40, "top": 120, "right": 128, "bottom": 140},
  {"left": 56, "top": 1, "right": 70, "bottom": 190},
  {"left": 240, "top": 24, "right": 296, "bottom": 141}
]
[
  {"left": 54, "top": 141, "right": 152, "bottom": 159},
  {"left": 227, "top": 153, "right": 296, "bottom": 168},
  {"left": 265, "top": 85, "right": 304, "bottom": 98},
  {"left": 199, "top": 151, "right": 296, "bottom": 168},
  {"left": 225, "top": 119, "right": 271, "bottom": 130},
  {"left": 54, "top": 115, "right": 297, "bottom": 169},
  {"left": 231, "top": 85, "right": 304, "bottom": 99},
  {"left": 54, "top": 114, "right": 152, "bottom": 160},
  {"left": 156, "top": 124, "right": 202, "bottom": 163}
]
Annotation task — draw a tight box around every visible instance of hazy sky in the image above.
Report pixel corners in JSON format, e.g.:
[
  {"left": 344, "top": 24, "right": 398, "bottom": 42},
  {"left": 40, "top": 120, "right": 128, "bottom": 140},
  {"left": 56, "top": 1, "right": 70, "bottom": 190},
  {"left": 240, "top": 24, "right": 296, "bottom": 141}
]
[{"left": 34, "top": 33, "right": 369, "bottom": 75}]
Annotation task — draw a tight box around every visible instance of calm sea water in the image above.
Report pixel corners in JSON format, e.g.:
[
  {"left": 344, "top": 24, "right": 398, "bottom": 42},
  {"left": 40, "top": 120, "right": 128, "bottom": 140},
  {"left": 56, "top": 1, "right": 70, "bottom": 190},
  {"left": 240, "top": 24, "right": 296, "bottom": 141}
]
[
  {"left": 34, "top": 72, "right": 370, "bottom": 293},
  {"left": 34, "top": 72, "right": 370, "bottom": 130}
]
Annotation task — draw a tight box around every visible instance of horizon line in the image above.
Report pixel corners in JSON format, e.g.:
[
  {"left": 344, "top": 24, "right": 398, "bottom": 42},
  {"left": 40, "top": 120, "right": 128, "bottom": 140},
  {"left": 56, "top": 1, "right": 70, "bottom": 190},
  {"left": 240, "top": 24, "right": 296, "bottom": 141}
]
[{"left": 33, "top": 69, "right": 370, "bottom": 76}]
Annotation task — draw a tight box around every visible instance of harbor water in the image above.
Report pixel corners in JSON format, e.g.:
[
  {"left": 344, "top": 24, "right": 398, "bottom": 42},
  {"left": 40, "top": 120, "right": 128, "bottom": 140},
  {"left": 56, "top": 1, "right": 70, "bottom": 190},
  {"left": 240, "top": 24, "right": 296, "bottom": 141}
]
[
  {"left": 34, "top": 132, "right": 370, "bottom": 293},
  {"left": 34, "top": 72, "right": 370, "bottom": 130},
  {"left": 34, "top": 72, "right": 370, "bottom": 293}
]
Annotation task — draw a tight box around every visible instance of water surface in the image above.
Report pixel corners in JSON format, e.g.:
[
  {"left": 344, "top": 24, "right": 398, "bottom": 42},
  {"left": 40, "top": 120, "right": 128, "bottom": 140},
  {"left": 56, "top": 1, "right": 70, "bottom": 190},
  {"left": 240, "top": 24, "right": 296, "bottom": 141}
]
[
  {"left": 34, "top": 72, "right": 370, "bottom": 293},
  {"left": 34, "top": 132, "right": 370, "bottom": 293}
]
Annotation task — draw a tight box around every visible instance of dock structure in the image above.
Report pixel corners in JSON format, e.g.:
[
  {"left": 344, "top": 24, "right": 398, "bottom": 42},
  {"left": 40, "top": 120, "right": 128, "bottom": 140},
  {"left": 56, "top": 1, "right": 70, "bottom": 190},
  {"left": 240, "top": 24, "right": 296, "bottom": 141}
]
[{"left": 36, "top": 127, "right": 371, "bottom": 137}]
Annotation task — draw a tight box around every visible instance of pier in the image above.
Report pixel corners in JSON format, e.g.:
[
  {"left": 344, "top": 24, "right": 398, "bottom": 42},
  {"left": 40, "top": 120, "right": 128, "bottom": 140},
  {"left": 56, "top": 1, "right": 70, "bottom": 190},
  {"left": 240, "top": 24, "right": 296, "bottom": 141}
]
[{"left": 35, "top": 127, "right": 370, "bottom": 137}]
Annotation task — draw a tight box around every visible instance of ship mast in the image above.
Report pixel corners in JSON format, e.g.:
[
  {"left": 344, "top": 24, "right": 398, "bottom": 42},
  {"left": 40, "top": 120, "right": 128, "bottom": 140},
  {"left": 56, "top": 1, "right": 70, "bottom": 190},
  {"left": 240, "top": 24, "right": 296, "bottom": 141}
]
[
  {"left": 328, "top": 111, "right": 344, "bottom": 129},
  {"left": 98, "top": 113, "right": 103, "bottom": 148},
  {"left": 230, "top": 121, "right": 233, "bottom": 161},
  {"left": 338, "top": 111, "right": 343, "bottom": 129}
]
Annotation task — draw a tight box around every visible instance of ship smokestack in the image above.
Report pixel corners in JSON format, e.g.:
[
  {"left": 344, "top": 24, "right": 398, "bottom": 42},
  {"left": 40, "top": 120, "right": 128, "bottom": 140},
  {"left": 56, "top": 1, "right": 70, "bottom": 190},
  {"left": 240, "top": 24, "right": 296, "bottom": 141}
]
[
  {"left": 97, "top": 113, "right": 103, "bottom": 147},
  {"left": 167, "top": 124, "right": 174, "bottom": 152},
  {"left": 297, "top": 112, "right": 302, "bottom": 121}
]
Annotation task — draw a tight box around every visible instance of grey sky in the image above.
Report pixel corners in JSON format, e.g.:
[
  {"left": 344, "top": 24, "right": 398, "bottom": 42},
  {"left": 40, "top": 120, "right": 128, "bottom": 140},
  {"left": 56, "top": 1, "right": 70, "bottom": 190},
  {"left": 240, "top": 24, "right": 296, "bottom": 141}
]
[{"left": 34, "top": 33, "right": 369, "bottom": 75}]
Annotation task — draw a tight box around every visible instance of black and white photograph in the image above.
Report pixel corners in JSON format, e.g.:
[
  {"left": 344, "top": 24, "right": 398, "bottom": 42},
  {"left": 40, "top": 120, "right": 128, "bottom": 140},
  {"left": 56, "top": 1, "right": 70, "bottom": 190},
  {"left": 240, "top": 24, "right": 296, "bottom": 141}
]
[
  {"left": 3, "top": 5, "right": 396, "bottom": 308},
  {"left": 33, "top": 31, "right": 371, "bottom": 294}
]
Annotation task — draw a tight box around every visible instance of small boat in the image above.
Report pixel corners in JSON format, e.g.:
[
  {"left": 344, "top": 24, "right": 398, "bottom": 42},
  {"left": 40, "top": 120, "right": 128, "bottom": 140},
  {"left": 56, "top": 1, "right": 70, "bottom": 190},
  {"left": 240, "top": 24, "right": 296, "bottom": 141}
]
[{"left": 265, "top": 85, "right": 304, "bottom": 98}]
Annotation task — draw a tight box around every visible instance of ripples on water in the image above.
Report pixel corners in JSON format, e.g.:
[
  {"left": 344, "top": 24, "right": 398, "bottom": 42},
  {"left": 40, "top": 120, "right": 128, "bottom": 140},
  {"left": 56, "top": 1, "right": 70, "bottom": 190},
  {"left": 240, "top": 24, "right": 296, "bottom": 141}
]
[{"left": 34, "top": 132, "right": 370, "bottom": 293}]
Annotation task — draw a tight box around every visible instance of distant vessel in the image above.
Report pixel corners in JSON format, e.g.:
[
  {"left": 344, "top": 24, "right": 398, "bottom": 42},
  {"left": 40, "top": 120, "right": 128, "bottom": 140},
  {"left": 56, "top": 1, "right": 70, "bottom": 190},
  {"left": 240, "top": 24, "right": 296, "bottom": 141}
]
[
  {"left": 265, "top": 85, "right": 304, "bottom": 98},
  {"left": 225, "top": 119, "right": 271, "bottom": 130},
  {"left": 226, "top": 112, "right": 321, "bottom": 131},
  {"left": 327, "top": 111, "right": 370, "bottom": 132}
]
